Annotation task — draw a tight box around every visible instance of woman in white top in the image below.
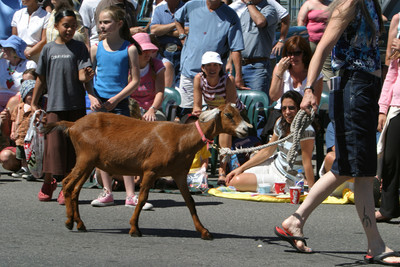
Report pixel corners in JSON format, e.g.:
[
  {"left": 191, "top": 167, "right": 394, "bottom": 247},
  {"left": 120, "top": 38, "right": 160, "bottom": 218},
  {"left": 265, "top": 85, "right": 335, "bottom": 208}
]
[
  {"left": 262, "top": 36, "right": 323, "bottom": 141},
  {"left": 270, "top": 35, "right": 323, "bottom": 108},
  {"left": 11, "top": 0, "right": 50, "bottom": 63}
]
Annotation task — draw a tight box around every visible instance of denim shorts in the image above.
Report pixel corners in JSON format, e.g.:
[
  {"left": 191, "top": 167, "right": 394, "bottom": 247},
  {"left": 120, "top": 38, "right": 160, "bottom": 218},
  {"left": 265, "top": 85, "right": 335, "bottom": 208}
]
[
  {"left": 98, "top": 97, "right": 130, "bottom": 117},
  {"left": 329, "top": 70, "right": 381, "bottom": 177}
]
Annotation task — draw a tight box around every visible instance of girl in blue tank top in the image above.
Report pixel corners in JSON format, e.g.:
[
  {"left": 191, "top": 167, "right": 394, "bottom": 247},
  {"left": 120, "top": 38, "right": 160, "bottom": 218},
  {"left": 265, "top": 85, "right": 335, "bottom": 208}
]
[
  {"left": 90, "top": 6, "right": 140, "bottom": 115},
  {"left": 90, "top": 6, "right": 153, "bottom": 210}
]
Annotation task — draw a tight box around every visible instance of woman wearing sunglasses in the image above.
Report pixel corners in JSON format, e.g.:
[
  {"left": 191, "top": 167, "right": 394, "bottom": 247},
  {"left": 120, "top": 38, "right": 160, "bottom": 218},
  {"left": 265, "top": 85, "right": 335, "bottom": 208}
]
[
  {"left": 262, "top": 36, "right": 323, "bottom": 143},
  {"left": 226, "top": 90, "right": 315, "bottom": 192}
]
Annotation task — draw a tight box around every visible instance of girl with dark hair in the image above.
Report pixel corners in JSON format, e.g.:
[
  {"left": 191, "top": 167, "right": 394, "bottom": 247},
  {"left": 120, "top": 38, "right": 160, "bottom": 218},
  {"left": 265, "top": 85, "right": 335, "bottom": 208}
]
[
  {"left": 226, "top": 90, "right": 315, "bottom": 192},
  {"left": 262, "top": 36, "right": 323, "bottom": 143},
  {"left": 275, "top": 0, "right": 400, "bottom": 263},
  {"left": 46, "top": 0, "right": 88, "bottom": 48},
  {"left": 89, "top": 6, "right": 152, "bottom": 210},
  {"left": 31, "top": 8, "right": 96, "bottom": 203}
]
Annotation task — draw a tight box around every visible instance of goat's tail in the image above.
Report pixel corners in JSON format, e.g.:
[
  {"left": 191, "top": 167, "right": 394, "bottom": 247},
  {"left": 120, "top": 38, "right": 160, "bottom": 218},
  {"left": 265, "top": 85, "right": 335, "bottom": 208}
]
[{"left": 42, "top": 121, "right": 75, "bottom": 136}]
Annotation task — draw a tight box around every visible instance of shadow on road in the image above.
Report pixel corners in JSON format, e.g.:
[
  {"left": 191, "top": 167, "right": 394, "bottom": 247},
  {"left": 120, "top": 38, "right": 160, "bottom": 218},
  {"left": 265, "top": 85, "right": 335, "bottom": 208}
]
[
  {"left": 85, "top": 227, "right": 273, "bottom": 240},
  {"left": 76, "top": 199, "right": 224, "bottom": 208}
]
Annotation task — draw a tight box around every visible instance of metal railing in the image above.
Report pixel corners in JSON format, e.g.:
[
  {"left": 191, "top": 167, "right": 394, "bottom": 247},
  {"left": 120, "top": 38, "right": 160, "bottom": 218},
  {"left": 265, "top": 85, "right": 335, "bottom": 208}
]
[{"left": 279, "top": 0, "right": 305, "bottom": 24}]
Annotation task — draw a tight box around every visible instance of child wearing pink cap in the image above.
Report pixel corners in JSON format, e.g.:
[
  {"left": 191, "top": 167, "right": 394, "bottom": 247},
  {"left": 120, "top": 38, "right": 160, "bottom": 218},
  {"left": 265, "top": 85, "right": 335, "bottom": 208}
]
[{"left": 131, "top": 32, "right": 166, "bottom": 121}]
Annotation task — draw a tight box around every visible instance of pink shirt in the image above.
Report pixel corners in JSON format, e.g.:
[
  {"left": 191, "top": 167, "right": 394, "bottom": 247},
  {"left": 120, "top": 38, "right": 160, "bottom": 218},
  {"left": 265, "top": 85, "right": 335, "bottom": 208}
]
[
  {"left": 306, "top": 10, "right": 328, "bottom": 43},
  {"left": 131, "top": 58, "right": 165, "bottom": 110},
  {"left": 379, "top": 59, "right": 400, "bottom": 114}
]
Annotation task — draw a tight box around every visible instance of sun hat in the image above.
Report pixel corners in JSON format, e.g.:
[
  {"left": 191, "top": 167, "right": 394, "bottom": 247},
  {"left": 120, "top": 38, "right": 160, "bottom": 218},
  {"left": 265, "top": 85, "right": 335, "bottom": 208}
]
[
  {"left": 132, "top": 33, "right": 158, "bottom": 52},
  {"left": 201, "top": 51, "right": 223, "bottom": 65},
  {"left": 20, "top": 80, "right": 36, "bottom": 100},
  {"left": 0, "top": 35, "right": 27, "bottom": 60}
]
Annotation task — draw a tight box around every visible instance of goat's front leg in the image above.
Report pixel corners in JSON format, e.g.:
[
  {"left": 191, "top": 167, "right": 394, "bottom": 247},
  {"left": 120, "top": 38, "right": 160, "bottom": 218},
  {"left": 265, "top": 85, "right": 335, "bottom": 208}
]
[
  {"left": 174, "top": 174, "right": 213, "bottom": 240},
  {"left": 128, "top": 173, "right": 154, "bottom": 237}
]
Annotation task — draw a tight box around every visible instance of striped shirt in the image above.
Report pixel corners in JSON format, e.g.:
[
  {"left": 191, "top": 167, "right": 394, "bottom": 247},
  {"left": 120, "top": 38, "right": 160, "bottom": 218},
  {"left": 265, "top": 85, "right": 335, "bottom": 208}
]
[
  {"left": 273, "top": 117, "right": 315, "bottom": 182},
  {"left": 200, "top": 73, "right": 244, "bottom": 110}
]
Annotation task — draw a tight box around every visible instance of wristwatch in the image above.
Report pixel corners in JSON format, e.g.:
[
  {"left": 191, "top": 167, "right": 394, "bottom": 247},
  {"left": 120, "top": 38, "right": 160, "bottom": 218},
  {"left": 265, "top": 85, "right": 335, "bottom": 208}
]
[
  {"left": 178, "top": 33, "right": 187, "bottom": 40},
  {"left": 278, "top": 39, "right": 285, "bottom": 43},
  {"left": 246, "top": 1, "right": 254, "bottom": 6},
  {"left": 304, "top": 85, "right": 314, "bottom": 93}
]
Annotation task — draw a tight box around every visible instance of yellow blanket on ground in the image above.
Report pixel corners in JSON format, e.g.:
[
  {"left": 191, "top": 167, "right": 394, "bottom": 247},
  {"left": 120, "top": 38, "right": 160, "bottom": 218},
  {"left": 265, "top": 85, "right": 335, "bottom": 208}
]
[{"left": 207, "top": 187, "right": 355, "bottom": 204}]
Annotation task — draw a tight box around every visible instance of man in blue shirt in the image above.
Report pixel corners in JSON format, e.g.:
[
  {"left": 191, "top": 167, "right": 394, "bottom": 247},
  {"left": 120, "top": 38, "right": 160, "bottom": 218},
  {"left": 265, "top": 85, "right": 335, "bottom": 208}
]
[
  {"left": 150, "top": 0, "right": 186, "bottom": 87},
  {"left": 234, "top": 0, "right": 278, "bottom": 95},
  {"left": 174, "top": 0, "right": 245, "bottom": 116}
]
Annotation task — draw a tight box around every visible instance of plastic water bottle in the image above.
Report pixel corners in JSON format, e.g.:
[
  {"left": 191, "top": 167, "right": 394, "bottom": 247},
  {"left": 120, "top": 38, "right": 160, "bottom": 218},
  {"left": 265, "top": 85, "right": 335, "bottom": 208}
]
[{"left": 295, "top": 169, "right": 305, "bottom": 194}]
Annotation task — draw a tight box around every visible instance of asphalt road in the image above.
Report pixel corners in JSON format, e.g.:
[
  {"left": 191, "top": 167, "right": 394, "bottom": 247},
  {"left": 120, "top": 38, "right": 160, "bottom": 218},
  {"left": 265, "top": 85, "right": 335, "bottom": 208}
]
[{"left": 0, "top": 173, "right": 399, "bottom": 267}]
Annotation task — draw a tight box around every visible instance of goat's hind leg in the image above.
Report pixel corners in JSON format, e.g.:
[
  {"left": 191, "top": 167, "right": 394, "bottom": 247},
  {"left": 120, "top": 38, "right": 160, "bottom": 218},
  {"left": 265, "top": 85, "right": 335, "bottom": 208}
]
[
  {"left": 174, "top": 175, "right": 213, "bottom": 240},
  {"left": 62, "top": 174, "right": 76, "bottom": 230},
  {"left": 63, "top": 163, "right": 94, "bottom": 231}
]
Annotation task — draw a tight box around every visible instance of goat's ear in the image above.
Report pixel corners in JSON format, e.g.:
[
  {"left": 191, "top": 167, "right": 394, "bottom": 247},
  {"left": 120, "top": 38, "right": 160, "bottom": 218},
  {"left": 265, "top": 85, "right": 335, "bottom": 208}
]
[{"left": 199, "top": 108, "right": 220, "bottom": 122}]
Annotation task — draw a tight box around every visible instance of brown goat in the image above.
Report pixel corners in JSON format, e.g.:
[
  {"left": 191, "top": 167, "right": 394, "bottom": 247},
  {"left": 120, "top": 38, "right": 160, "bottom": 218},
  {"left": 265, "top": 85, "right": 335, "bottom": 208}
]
[{"left": 44, "top": 103, "right": 251, "bottom": 239}]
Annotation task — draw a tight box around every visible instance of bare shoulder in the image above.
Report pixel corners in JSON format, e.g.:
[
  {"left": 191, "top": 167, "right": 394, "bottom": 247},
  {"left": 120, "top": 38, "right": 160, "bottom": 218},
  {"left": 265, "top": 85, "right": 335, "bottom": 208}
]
[
  {"left": 392, "top": 13, "right": 400, "bottom": 24},
  {"left": 128, "top": 44, "right": 139, "bottom": 55}
]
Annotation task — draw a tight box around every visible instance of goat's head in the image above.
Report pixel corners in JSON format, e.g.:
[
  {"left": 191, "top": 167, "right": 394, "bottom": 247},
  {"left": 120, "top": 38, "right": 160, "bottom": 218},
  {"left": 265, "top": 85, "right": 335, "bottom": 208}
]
[{"left": 199, "top": 103, "right": 252, "bottom": 138}]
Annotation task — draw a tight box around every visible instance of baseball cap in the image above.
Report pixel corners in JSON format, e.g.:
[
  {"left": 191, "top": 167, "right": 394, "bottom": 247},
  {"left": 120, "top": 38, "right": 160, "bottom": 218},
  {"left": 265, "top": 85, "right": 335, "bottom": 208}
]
[
  {"left": 201, "top": 51, "right": 223, "bottom": 65},
  {"left": 0, "top": 35, "right": 27, "bottom": 60}
]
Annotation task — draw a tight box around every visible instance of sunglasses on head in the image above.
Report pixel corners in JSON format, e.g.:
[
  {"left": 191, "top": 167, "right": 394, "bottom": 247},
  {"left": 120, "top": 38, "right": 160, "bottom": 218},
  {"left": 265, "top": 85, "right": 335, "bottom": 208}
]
[
  {"left": 281, "top": 105, "right": 296, "bottom": 111},
  {"left": 287, "top": 50, "right": 303, "bottom": 57}
]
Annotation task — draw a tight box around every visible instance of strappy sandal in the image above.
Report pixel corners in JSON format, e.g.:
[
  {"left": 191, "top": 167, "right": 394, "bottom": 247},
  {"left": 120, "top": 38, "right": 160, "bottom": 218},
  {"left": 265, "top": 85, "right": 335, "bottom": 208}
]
[
  {"left": 274, "top": 226, "right": 313, "bottom": 253},
  {"left": 364, "top": 251, "right": 400, "bottom": 266}
]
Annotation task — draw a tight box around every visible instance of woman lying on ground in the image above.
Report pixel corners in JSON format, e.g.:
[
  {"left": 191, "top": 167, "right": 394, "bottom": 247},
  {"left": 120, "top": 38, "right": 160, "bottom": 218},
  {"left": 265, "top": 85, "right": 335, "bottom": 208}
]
[{"left": 226, "top": 90, "right": 315, "bottom": 192}]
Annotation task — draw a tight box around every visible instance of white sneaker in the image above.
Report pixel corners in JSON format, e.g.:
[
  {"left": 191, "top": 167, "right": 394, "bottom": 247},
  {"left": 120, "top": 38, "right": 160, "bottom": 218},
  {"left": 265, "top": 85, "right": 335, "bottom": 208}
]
[
  {"left": 125, "top": 195, "right": 153, "bottom": 210},
  {"left": 91, "top": 188, "right": 114, "bottom": 207}
]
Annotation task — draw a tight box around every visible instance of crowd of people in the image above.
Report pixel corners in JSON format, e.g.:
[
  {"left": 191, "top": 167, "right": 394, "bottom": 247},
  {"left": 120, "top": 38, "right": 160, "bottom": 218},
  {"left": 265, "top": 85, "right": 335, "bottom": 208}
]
[{"left": 0, "top": 0, "right": 400, "bottom": 264}]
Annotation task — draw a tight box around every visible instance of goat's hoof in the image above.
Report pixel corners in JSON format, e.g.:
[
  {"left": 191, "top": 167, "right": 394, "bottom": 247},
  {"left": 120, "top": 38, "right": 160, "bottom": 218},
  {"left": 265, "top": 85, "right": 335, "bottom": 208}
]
[
  {"left": 129, "top": 230, "right": 142, "bottom": 237},
  {"left": 201, "top": 231, "right": 213, "bottom": 240},
  {"left": 77, "top": 225, "right": 87, "bottom": 232},
  {"left": 65, "top": 221, "right": 74, "bottom": 230}
]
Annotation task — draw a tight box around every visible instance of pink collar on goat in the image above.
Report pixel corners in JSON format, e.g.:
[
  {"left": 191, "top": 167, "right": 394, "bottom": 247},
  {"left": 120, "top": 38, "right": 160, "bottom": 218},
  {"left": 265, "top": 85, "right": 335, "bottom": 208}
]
[{"left": 195, "top": 120, "right": 214, "bottom": 149}]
